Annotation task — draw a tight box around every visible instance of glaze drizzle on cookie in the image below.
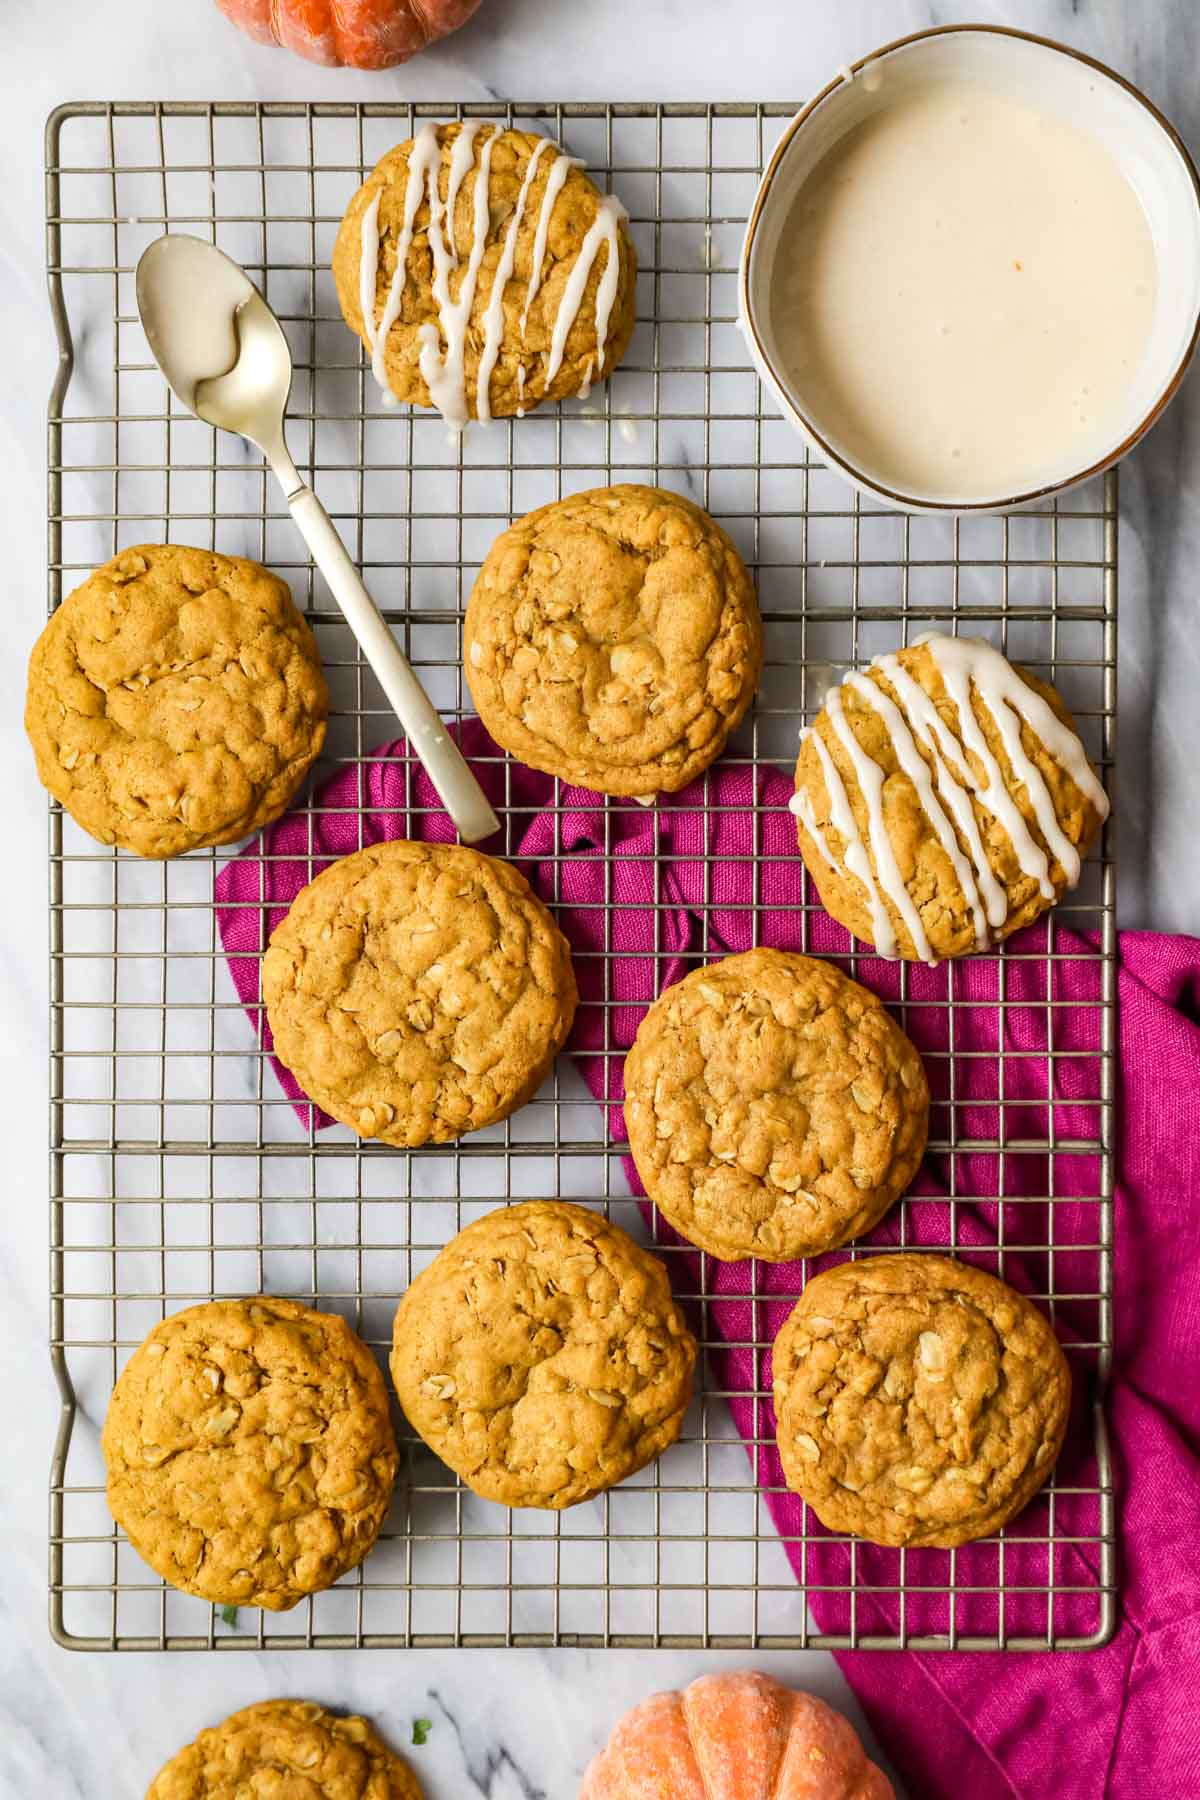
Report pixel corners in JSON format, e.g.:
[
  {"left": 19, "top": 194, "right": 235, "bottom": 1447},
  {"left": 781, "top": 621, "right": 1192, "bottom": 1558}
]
[
  {"left": 358, "top": 122, "right": 627, "bottom": 428},
  {"left": 476, "top": 136, "right": 551, "bottom": 419},
  {"left": 790, "top": 633, "right": 1109, "bottom": 963}
]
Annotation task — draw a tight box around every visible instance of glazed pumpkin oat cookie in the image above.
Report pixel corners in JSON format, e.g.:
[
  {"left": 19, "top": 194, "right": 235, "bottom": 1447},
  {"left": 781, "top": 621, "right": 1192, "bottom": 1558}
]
[
  {"left": 146, "top": 1699, "right": 423, "bottom": 1800},
  {"left": 624, "top": 949, "right": 928, "bottom": 1263},
  {"left": 791, "top": 633, "right": 1109, "bottom": 961},
  {"left": 103, "top": 1298, "right": 397, "bottom": 1610},
  {"left": 263, "top": 840, "right": 577, "bottom": 1147},
  {"left": 25, "top": 545, "right": 327, "bottom": 858},
  {"left": 391, "top": 1201, "right": 697, "bottom": 1508},
  {"left": 334, "top": 122, "right": 636, "bottom": 422},
  {"left": 772, "top": 1254, "right": 1071, "bottom": 1547},
  {"left": 464, "top": 485, "right": 762, "bottom": 795}
]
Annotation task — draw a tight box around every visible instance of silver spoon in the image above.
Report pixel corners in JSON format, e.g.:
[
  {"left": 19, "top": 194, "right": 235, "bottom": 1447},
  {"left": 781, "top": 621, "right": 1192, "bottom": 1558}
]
[{"left": 135, "top": 233, "right": 499, "bottom": 845}]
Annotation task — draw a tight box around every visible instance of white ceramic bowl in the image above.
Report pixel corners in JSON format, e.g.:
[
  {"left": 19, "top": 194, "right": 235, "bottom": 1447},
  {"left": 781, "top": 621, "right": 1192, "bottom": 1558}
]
[{"left": 739, "top": 24, "right": 1200, "bottom": 513}]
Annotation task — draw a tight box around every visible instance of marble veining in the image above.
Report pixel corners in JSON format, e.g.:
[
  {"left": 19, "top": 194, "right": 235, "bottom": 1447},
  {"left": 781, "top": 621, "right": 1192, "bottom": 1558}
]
[{"left": 3, "top": 1, "right": 1199, "bottom": 1796}]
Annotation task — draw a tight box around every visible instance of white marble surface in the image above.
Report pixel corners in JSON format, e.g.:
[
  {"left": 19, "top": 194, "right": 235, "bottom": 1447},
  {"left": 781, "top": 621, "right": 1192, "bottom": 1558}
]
[{"left": 3, "top": 1, "right": 1199, "bottom": 1795}]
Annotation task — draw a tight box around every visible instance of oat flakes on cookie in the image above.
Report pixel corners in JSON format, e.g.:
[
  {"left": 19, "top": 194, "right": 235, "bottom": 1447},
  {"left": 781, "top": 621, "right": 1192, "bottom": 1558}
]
[
  {"left": 464, "top": 485, "right": 762, "bottom": 794},
  {"left": 791, "top": 633, "right": 1109, "bottom": 961},
  {"left": 103, "top": 1297, "right": 397, "bottom": 1611},
  {"left": 390, "top": 1200, "right": 696, "bottom": 1509},
  {"left": 772, "top": 1253, "right": 1071, "bottom": 1547},
  {"left": 25, "top": 545, "right": 327, "bottom": 858},
  {"left": 146, "top": 1699, "right": 423, "bottom": 1800},
  {"left": 333, "top": 122, "right": 637, "bottom": 425},
  {"left": 624, "top": 948, "right": 928, "bottom": 1263},
  {"left": 262, "top": 840, "right": 577, "bottom": 1147}
]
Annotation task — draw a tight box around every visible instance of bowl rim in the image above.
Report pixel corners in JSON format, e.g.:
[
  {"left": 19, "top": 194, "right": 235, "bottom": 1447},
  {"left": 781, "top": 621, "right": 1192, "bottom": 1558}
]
[{"left": 738, "top": 21, "right": 1200, "bottom": 514}]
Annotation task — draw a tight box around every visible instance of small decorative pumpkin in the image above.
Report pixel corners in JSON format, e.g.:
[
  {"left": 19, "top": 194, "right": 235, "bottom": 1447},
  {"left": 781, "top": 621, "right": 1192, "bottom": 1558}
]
[
  {"left": 580, "top": 1671, "right": 894, "bottom": 1800},
  {"left": 213, "top": 0, "right": 482, "bottom": 69}
]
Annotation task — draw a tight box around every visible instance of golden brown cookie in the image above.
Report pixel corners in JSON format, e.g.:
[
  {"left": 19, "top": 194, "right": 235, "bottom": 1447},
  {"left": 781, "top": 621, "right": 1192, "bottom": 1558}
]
[
  {"left": 464, "top": 485, "right": 762, "bottom": 794},
  {"left": 333, "top": 123, "right": 637, "bottom": 422},
  {"left": 103, "top": 1298, "right": 397, "bottom": 1611},
  {"left": 390, "top": 1200, "right": 697, "bottom": 1508},
  {"left": 791, "top": 634, "right": 1108, "bottom": 961},
  {"left": 623, "top": 949, "right": 928, "bottom": 1263},
  {"left": 25, "top": 545, "right": 327, "bottom": 858},
  {"left": 146, "top": 1699, "right": 423, "bottom": 1800},
  {"left": 262, "top": 840, "right": 577, "bottom": 1147},
  {"left": 772, "top": 1254, "right": 1071, "bottom": 1547}
]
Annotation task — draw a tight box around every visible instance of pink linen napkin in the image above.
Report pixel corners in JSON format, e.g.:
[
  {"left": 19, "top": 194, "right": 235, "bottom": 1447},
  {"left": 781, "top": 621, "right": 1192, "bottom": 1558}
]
[{"left": 215, "top": 728, "right": 1200, "bottom": 1800}]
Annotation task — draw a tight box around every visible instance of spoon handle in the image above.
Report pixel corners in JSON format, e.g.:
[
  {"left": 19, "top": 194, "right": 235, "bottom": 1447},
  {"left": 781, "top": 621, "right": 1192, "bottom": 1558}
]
[{"left": 288, "top": 488, "right": 500, "bottom": 845}]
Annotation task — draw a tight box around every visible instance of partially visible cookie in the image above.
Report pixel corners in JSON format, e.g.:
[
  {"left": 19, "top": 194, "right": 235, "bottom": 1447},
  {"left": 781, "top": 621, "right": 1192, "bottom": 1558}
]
[
  {"left": 772, "top": 1254, "right": 1071, "bottom": 1547},
  {"left": 333, "top": 123, "right": 637, "bottom": 423},
  {"left": 146, "top": 1699, "right": 423, "bottom": 1800},
  {"left": 103, "top": 1298, "right": 397, "bottom": 1611},
  {"left": 25, "top": 545, "right": 327, "bottom": 858},
  {"left": 391, "top": 1200, "right": 697, "bottom": 1509},
  {"left": 464, "top": 485, "right": 762, "bottom": 794},
  {"left": 791, "top": 633, "right": 1109, "bottom": 961},
  {"left": 262, "top": 840, "right": 577, "bottom": 1147},
  {"left": 624, "top": 949, "right": 928, "bottom": 1263}
]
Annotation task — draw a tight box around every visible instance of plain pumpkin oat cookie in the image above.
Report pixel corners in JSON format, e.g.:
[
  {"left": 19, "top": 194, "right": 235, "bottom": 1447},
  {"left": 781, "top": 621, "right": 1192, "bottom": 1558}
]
[
  {"left": 772, "top": 1254, "right": 1071, "bottom": 1547},
  {"left": 146, "top": 1699, "right": 423, "bottom": 1800},
  {"left": 463, "top": 485, "right": 762, "bottom": 795},
  {"left": 390, "top": 1200, "right": 697, "bottom": 1509},
  {"left": 262, "top": 839, "right": 577, "bottom": 1147},
  {"left": 623, "top": 949, "right": 928, "bottom": 1263},
  {"left": 103, "top": 1298, "right": 397, "bottom": 1611},
  {"left": 25, "top": 544, "right": 327, "bottom": 858}
]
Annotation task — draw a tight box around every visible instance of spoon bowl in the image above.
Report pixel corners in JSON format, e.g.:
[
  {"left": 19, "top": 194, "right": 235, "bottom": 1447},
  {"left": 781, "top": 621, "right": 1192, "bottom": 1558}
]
[
  {"left": 135, "top": 233, "right": 499, "bottom": 844},
  {"left": 195, "top": 293, "right": 297, "bottom": 472},
  {"left": 137, "top": 234, "right": 254, "bottom": 412}
]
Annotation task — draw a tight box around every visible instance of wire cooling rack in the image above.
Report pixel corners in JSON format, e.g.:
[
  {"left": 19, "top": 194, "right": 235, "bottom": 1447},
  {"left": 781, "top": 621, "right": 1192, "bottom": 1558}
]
[{"left": 45, "top": 100, "right": 1116, "bottom": 1652}]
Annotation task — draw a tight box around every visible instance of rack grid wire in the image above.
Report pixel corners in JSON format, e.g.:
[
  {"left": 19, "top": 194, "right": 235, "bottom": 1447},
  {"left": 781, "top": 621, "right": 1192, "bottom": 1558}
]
[{"left": 45, "top": 100, "right": 1117, "bottom": 1653}]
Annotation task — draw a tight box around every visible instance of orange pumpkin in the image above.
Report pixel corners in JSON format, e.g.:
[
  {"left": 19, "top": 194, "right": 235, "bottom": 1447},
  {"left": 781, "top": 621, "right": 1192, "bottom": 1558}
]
[
  {"left": 213, "top": 0, "right": 482, "bottom": 69},
  {"left": 580, "top": 1671, "right": 894, "bottom": 1800}
]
